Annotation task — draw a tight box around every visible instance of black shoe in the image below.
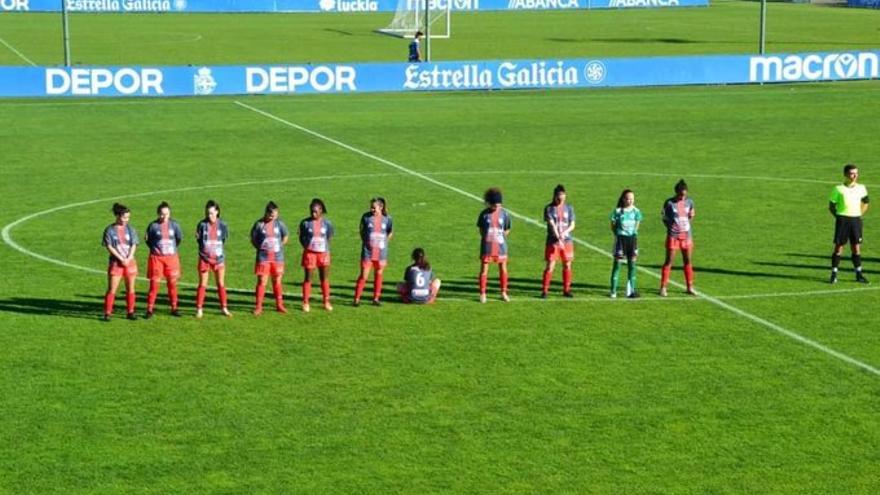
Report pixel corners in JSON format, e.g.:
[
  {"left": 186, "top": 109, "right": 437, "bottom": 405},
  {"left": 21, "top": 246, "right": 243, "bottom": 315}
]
[
  {"left": 563, "top": 291, "right": 574, "bottom": 298},
  {"left": 170, "top": 309, "right": 182, "bottom": 317},
  {"left": 830, "top": 272, "right": 838, "bottom": 284},
  {"left": 856, "top": 273, "right": 870, "bottom": 284},
  {"left": 102, "top": 314, "right": 111, "bottom": 322},
  {"left": 540, "top": 292, "right": 548, "bottom": 299},
  {"left": 371, "top": 299, "right": 382, "bottom": 307},
  {"left": 353, "top": 299, "right": 361, "bottom": 307},
  {"left": 627, "top": 292, "right": 641, "bottom": 299},
  {"left": 126, "top": 312, "right": 138, "bottom": 321},
  {"left": 144, "top": 311, "right": 153, "bottom": 320}
]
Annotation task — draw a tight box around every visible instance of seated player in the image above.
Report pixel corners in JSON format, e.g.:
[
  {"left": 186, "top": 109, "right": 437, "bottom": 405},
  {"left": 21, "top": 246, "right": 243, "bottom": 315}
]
[{"left": 398, "top": 248, "right": 441, "bottom": 304}]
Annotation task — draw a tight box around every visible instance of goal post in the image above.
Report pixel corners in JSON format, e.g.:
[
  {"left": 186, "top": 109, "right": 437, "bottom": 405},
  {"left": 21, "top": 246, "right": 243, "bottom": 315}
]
[{"left": 378, "top": 0, "right": 451, "bottom": 39}]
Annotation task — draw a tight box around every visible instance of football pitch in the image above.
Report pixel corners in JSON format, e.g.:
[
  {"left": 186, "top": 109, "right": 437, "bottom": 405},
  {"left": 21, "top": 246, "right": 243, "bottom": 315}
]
[{"left": 2, "top": 1, "right": 880, "bottom": 493}]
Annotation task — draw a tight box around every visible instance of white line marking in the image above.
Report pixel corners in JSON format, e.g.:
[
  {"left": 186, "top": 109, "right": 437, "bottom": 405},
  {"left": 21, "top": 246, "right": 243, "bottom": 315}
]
[
  {"left": 233, "top": 100, "right": 880, "bottom": 377},
  {"left": 0, "top": 36, "right": 37, "bottom": 67}
]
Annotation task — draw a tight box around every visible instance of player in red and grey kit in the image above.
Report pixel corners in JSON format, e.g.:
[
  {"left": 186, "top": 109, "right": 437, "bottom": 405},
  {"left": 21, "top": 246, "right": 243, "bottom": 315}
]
[
  {"left": 354, "top": 197, "right": 393, "bottom": 307},
  {"left": 251, "top": 201, "right": 290, "bottom": 315},
  {"left": 195, "top": 200, "right": 231, "bottom": 318},
  {"left": 541, "top": 184, "right": 576, "bottom": 298},
  {"left": 299, "top": 198, "right": 335, "bottom": 312},
  {"left": 144, "top": 201, "right": 184, "bottom": 318},
  {"left": 102, "top": 203, "right": 139, "bottom": 321},
  {"left": 477, "top": 187, "right": 512, "bottom": 303},
  {"left": 398, "top": 247, "right": 441, "bottom": 304},
  {"left": 660, "top": 179, "right": 696, "bottom": 296}
]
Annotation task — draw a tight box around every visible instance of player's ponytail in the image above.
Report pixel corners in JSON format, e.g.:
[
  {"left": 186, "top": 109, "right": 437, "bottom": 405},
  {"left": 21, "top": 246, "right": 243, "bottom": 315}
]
[
  {"left": 111, "top": 203, "right": 130, "bottom": 217},
  {"left": 412, "top": 247, "right": 430, "bottom": 270}
]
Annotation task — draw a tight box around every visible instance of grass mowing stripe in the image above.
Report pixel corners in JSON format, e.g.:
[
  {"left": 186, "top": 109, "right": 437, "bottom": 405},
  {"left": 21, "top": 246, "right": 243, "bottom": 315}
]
[
  {"left": 0, "top": 36, "right": 37, "bottom": 66},
  {"left": 234, "top": 99, "right": 880, "bottom": 378}
]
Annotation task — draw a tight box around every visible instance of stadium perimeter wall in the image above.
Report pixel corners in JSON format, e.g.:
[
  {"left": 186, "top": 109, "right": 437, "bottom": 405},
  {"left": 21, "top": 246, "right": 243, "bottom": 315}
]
[
  {"left": 1, "top": 51, "right": 878, "bottom": 97},
  {"left": 848, "top": 0, "right": 879, "bottom": 8},
  {"left": 1, "top": 0, "right": 708, "bottom": 13}
]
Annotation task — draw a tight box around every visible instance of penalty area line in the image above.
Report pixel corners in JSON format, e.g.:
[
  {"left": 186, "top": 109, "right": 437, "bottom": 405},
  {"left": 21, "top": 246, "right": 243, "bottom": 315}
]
[{"left": 233, "top": 99, "right": 880, "bottom": 378}]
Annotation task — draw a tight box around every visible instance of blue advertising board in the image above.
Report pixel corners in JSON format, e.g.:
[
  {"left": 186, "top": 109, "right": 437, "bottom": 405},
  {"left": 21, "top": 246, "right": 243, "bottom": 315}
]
[
  {"left": 848, "top": 0, "right": 880, "bottom": 8},
  {"left": 0, "top": 0, "right": 708, "bottom": 13},
  {"left": 1, "top": 51, "right": 877, "bottom": 98}
]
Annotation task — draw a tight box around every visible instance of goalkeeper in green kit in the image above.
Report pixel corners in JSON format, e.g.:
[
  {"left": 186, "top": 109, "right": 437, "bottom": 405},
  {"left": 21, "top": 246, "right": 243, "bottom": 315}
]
[{"left": 609, "top": 189, "right": 643, "bottom": 298}]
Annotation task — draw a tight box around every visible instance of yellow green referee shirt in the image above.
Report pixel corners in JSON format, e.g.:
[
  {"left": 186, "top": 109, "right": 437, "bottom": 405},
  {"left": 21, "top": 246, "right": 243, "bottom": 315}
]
[{"left": 829, "top": 183, "right": 869, "bottom": 217}]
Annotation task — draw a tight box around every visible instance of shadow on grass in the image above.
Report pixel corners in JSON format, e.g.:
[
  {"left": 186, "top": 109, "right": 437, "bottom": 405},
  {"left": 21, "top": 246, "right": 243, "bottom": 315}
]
[
  {"left": 641, "top": 264, "right": 817, "bottom": 281},
  {"left": 0, "top": 297, "right": 105, "bottom": 320}
]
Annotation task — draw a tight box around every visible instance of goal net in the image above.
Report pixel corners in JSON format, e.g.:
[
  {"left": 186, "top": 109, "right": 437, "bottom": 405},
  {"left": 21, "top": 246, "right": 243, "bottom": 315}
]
[{"left": 378, "top": 0, "right": 451, "bottom": 39}]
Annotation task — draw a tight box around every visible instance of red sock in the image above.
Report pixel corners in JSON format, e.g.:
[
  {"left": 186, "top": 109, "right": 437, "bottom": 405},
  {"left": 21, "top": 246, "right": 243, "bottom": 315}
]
[
  {"left": 125, "top": 290, "right": 136, "bottom": 314},
  {"left": 661, "top": 265, "right": 672, "bottom": 288},
  {"left": 684, "top": 263, "right": 694, "bottom": 286},
  {"left": 479, "top": 273, "right": 488, "bottom": 294},
  {"left": 541, "top": 269, "right": 552, "bottom": 293},
  {"left": 255, "top": 283, "right": 266, "bottom": 312},
  {"left": 168, "top": 281, "right": 178, "bottom": 310},
  {"left": 562, "top": 267, "right": 572, "bottom": 292},
  {"left": 302, "top": 281, "right": 312, "bottom": 303},
  {"left": 321, "top": 279, "right": 331, "bottom": 303},
  {"left": 373, "top": 273, "right": 383, "bottom": 301},
  {"left": 196, "top": 285, "right": 206, "bottom": 309},
  {"left": 500, "top": 272, "right": 509, "bottom": 293},
  {"left": 147, "top": 280, "right": 159, "bottom": 311},
  {"left": 273, "top": 280, "right": 284, "bottom": 307},
  {"left": 218, "top": 285, "right": 228, "bottom": 308},
  {"left": 354, "top": 276, "right": 366, "bottom": 302},
  {"left": 104, "top": 292, "right": 115, "bottom": 315}
]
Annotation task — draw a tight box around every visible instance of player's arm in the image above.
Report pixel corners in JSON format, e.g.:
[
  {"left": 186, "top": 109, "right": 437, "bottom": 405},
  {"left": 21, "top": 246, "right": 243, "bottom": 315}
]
[
  {"left": 280, "top": 221, "right": 290, "bottom": 246},
  {"left": 828, "top": 201, "right": 838, "bottom": 217},
  {"left": 661, "top": 203, "right": 673, "bottom": 228},
  {"left": 387, "top": 217, "right": 393, "bottom": 241},
  {"left": 174, "top": 223, "right": 183, "bottom": 246},
  {"left": 250, "top": 222, "right": 261, "bottom": 249},
  {"left": 862, "top": 196, "right": 870, "bottom": 215},
  {"left": 127, "top": 243, "right": 137, "bottom": 262},
  {"left": 106, "top": 244, "right": 125, "bottom": 263},
  {"left": 829, "top": 189, "right": 840, "bottom": 217}
]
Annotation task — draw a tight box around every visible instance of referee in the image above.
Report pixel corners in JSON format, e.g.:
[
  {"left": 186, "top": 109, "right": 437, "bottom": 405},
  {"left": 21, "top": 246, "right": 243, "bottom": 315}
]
[{"left": 829, "top": 163, "right": 870, "bottom": 284}]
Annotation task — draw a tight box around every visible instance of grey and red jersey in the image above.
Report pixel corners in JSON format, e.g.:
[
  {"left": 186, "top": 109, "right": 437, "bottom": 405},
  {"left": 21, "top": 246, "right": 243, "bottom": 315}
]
[
  {"left": 251, "top": 218, "right": 289, "bottom": 263},
  {"left": 662, "top": 197, "right": 695, "bottom": 239},
  {"left": 544, "top": 202, "right": 576, "bottom": 244},
  {"left": 404, "top": 264, "right": 433, "bottom": 303},
  {"left": 477, "top": 207, "right": 512, "bottom": 258},
  {"left": 298, "top": 217, "right": 334, "bottom": 253},
  {"left": 145, "top": 220, "right": 183, "bottom": 256},
  {"left": 102, "top": 223, "right": 139, "bottom": 263},
  {"left": 360, "top": 212, "right": 393, "bottom": 261},
  {"left": 196, "top": 219, "right": 229, "bottom": 265}
]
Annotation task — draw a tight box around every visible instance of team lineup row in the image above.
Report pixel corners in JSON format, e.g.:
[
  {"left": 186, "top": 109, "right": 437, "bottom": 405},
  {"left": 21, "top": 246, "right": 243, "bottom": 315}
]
[{"left": 100, "top": 182, "right": 700, "bottom": 320}]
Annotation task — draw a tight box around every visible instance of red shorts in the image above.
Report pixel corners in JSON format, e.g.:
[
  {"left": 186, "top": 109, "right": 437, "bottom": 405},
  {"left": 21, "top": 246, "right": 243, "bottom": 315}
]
[
  {"left": 481, "top": 255, "right": 508, "bottom": 264},
  {"left": 361, "top": 259, "right": 387, "bottom": 270},
  {"left": 108, "top": 259, "right": 138, "bottom": 278},
  {"left": 545, "top": 242, "right": 574, "bottom": 262},
  {"left": 147, "top": 254, "right": 181, "bottom": 281},
  {"left": 198, "top": 258, "right": 225, "bottom": 274},
  {"left": 302, "top": 250, "right": 331, "bottom": 269},
  {"left": 255, "top": 261, "right": 285, "bottom": 277},
  {"left": 665, "top": 236, "right": 694, "bottom": 251}
]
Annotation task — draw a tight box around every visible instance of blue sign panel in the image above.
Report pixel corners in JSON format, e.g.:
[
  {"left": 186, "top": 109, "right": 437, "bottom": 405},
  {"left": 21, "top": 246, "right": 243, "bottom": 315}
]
[
  {"left": 848, "top": 0, "right": 880, "bottom": 8},
  {"left": 2, "top": 0, "right": 708, "bottom": 12},
  {"left": 1, "top": 51, "right": 877, "bottom": 98}
]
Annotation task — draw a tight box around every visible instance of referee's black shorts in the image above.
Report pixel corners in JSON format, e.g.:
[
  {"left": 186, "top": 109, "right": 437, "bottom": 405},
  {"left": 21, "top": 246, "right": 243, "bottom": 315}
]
[{"left": 834, "top": 215, "right": 863, "bottom": 245}]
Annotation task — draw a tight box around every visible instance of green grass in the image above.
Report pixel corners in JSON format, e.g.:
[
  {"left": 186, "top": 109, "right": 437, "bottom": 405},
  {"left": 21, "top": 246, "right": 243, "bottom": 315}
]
[
  {"left": 2, "top": 82, "right": 880, "bottom": 492},
  {"left": 2, "top": 1, "right": 880, "bottom": 493},
  {"left": 0, "top": 0, "right": 879, "bottom": 65}
]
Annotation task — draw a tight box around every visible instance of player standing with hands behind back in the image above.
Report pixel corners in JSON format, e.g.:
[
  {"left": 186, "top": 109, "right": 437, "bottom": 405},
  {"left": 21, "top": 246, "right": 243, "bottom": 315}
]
[
  {"left": 477, "top": 187, "right": 512, "bottom": 303},
  {"left": 829, "top": 163, "right": 870, "bottom": 284},
  {"left": 659, "top": 179, "right": 696, "bottom": 297}
]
